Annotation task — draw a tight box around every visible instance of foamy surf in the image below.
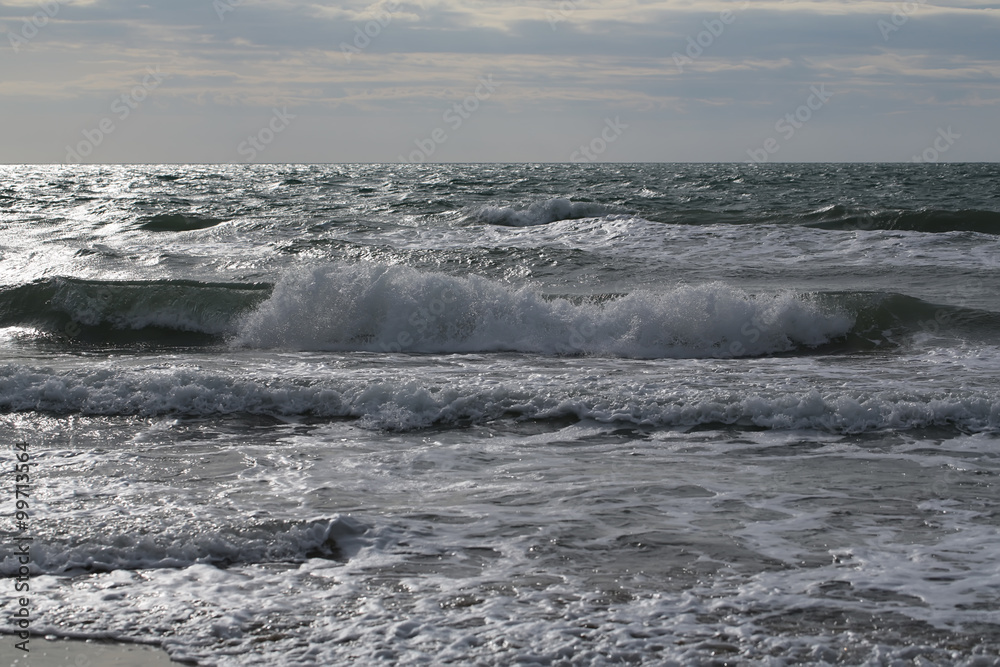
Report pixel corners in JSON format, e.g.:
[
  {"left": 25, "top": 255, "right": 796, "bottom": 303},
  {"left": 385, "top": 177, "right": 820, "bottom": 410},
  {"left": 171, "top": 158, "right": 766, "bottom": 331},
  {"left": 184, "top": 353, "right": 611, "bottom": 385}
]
[
  {"left": 2, "top": 360, "right": 997, "bottom": 432},
  {"left": 234, "top": 263, "right": 854, "bottom": 357},
  {"left": 4, "top": 164, "right": 1000, "bottom": 666}
]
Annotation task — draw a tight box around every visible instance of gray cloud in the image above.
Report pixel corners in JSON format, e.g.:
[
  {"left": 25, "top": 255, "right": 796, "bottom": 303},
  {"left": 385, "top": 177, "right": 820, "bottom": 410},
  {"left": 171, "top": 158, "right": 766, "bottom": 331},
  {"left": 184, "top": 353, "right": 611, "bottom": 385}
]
[{"left": 1, "top": 0, "right": 997, "bottom": 161}]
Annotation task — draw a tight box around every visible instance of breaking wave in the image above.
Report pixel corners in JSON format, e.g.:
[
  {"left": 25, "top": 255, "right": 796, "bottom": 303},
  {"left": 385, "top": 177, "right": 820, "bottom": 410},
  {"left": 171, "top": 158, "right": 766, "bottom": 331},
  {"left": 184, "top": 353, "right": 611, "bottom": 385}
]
[
  {"left": 0, "top": 362, "right": 998, "bottom": 432},
  {"left": 465, "top": 198, "right": 632, "bottom": 227},
  {"left": 3, "top": 265, "right": 997, "bottom": 354},
  {"left": 234, "top": 263, "right": 853, "bottom": 358}
]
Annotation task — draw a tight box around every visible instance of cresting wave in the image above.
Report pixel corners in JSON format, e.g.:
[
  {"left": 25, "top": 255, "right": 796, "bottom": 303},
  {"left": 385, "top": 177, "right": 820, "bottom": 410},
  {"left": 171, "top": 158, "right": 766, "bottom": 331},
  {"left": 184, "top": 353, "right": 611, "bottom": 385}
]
[
  {"left": 795, "top": 205, "right": 1000, "bottom": 234},
  {"left": 0, "top": 277, "right": 268, "bottom": 344},
  {"left": 1, "top": 364, "right": 998, "bottom": 432},
  {"left": 235, "top": 263, "right": 853, "bottom": 357},
  {"left": 464, "top": 197, "right": 632, "bottom": 226},
  {"left": 462, "top": 198, "right": 1000, "bottom": 234},
  {"left": 4, "top": 265, "right": 999, "bottom": 353},
  {"left": 0, "top": 516, "right": 368, "bottom": 575}
]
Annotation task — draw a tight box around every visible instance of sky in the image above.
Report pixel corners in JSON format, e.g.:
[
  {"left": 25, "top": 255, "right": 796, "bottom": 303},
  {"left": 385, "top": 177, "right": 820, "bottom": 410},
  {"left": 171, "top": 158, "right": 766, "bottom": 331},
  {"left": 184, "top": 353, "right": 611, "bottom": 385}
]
[{"left": 1, "top": 0, "right": 998, "bottom": 163}]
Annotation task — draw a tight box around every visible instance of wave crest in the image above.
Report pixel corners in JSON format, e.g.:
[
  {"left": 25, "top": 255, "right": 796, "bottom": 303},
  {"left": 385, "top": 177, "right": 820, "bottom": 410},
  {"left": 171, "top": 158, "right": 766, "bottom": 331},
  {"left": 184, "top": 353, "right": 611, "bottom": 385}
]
[
  {"left": 234, "top": 263, "right": 853, "bottom": 358},
  {"left": 0, "top": 278, "right": 268, "bottom": 343},
  {"left": 798, "top": 206, "right": 1000, "bottom": 234},
  {"left": 465, "top": 198, "right": 631, "bottom": 227}
]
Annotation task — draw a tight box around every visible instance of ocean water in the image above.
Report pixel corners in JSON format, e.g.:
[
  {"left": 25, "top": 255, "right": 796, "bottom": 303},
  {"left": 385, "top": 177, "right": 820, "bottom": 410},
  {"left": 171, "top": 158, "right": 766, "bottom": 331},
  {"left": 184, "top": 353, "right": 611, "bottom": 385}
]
[{"left": 1, "top": 163, "right": 999, "bottom": 665}]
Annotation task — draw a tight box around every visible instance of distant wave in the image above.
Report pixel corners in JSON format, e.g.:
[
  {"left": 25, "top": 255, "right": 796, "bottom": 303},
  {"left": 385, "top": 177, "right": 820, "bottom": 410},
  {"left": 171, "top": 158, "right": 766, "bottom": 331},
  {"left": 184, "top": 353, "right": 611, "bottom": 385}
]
[
  {"left": 465, "top": 198, "right": 632, "bottom": 227},
  {"left": 463, "top": 198, "right": 1000, "bottom": 234},
  {"left": 795, "top": 206, "right": 1000, "bottom": 235}
]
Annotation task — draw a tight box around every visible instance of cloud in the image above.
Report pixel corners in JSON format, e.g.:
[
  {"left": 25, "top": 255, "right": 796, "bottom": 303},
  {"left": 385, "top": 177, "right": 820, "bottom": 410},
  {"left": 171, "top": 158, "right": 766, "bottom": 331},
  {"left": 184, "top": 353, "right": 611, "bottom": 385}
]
[{"left": 1, "top": 0, "right": 997, "bottom": 161}]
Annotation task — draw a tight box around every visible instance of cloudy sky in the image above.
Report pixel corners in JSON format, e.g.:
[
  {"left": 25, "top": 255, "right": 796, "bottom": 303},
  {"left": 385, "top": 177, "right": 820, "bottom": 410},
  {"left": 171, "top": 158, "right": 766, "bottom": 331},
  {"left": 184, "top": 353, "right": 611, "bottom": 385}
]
[{"left": 1, "top": 0, "right": 998, "bottom": 163}]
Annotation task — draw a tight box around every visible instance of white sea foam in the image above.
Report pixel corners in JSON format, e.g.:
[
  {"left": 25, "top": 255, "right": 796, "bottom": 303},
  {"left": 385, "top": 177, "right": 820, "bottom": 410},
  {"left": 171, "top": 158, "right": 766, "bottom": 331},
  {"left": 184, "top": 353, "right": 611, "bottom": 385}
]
[
  {"left": 234, "top": 263, "right": 853, "bottom": 357},
  {"left": 18, "top": 425, "right": 1000, "bottom": 665},
  {"left": 3, "top": 165, "right": 999, "bottom": 666},
  {"left": 2, "top": 362, "right": 998, "bottom": 432}
]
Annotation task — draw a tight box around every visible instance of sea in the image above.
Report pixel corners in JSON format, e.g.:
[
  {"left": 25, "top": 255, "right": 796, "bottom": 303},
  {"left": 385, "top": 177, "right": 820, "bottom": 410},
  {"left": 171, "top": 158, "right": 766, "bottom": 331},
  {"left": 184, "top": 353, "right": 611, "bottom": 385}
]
[{"left": 1, "top": 163, "right": 999, "bottom": 666}]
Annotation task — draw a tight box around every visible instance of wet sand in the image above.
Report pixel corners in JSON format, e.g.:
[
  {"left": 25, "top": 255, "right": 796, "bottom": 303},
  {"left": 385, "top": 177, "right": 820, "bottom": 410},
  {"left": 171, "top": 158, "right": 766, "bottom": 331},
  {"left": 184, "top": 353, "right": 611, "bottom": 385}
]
[{"left": 2, "top": 637, "right": 180, "bottom": 666}]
